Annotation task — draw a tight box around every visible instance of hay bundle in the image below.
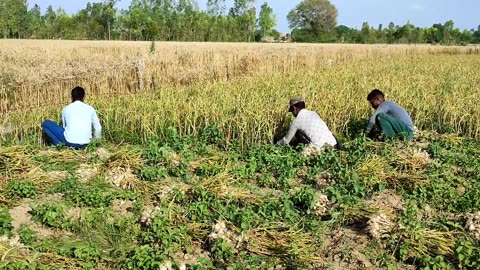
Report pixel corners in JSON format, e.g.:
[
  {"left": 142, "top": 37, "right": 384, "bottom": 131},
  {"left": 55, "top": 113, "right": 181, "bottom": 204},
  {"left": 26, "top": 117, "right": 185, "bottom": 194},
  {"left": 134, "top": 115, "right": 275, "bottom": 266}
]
[
  {"left": 101, "top": 147, "right": 143, "bottom": 170},
  {"left": 106, "top": 167, "right": 139, "bottom": 190},
  {"left": 0, "top": 146, "right": 37, "bottom": 177},
  {"left": 312, "top": 192, "right": 330, "bottom": 217},
  {"left": 302, "top": 145, "right": 325, "bottom": 158},
  {"left": 395, "top": 147, "right": 433, "bottom": 172},
  {"left": 207, "top": 221, "right": 242, "bottom": 246},
  {"left": 342, "top": 202, "right": 397, "bottom": 225},
  {"left": 465, "top": 211, "right": 480, "bottom": 240},
  {"left": 400, "top": 227, "right": 456, "bottom": 257},
  {"left": 354, "top": 155, "right": 393, "bottom": 187},
  {"left": 247, "top": 222, "right": 322, "bottom": 265},
  {"left": 367, "top": 213, "right": 395, "bottom": 240},
  {"left": 0, "top": 237, "right": 78, "bottom": 268}
]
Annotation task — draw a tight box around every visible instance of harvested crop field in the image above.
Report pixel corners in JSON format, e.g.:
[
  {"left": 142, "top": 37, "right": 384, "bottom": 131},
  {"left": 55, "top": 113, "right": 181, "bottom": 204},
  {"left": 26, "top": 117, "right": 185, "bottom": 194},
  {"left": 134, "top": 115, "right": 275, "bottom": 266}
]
[{"left": 1, "top": 41, "right": 480, "bottom": 269}]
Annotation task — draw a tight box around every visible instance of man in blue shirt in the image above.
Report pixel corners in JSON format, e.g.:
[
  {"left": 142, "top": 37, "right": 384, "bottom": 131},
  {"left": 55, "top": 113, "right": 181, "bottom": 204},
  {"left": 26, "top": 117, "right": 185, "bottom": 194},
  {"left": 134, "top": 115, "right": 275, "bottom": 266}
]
[{"left": 365, "top": 89, "right": 414, "bottom": 141}]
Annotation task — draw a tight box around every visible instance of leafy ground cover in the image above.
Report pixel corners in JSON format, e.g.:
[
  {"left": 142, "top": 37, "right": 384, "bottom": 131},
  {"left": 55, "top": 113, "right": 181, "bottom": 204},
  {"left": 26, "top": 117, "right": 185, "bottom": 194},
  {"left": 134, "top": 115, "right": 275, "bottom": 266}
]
[{"left": 1, "top": 126, "right": 480, "bottom": 269}]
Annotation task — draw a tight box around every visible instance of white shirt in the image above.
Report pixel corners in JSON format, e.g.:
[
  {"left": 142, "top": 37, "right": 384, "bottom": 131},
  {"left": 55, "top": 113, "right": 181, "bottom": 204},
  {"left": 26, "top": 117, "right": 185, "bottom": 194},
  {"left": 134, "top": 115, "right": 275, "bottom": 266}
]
[
  {"left": 276, "top": 109, "right": 337, "bottom": 148},
  {"left": 62, "top": 101, "right": 102, "bottom": 144}
]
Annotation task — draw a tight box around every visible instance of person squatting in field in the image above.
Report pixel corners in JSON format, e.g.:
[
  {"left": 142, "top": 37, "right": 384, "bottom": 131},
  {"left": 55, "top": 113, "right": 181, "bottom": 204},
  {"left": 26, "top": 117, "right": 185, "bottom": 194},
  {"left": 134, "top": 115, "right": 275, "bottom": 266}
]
[
  {"left": 365, "top": 89, "right": 414, "bottom": 141},
  {"left": 41, "top": 86, "right": 102, "bottom": 149},
  {"left": 276, "top": 96, "right": 339, "bottom": 152}
]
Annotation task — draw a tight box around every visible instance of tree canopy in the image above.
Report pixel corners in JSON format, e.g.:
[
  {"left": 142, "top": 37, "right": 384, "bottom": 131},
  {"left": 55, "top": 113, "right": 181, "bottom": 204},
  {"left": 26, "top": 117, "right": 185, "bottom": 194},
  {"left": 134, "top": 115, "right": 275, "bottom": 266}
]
[
  {"left": 0, "top": 0, "right": 478, "bottom": 44},
  {"left": 287, "top": 0, "right": 337, "bottom": 39}
]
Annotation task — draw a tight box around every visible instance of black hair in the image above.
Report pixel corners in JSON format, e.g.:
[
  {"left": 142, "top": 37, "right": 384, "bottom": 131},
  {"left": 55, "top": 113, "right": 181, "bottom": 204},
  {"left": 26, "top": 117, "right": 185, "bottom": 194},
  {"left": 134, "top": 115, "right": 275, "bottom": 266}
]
[
  {"left": 71, "top": 86, "right": 85, "bottom": 101},
  {"left": 293, "top": 101, "right": 306, "bottom": 110},
  {"left": 367, "top": 89, "right": 384, "bottom": 101}
]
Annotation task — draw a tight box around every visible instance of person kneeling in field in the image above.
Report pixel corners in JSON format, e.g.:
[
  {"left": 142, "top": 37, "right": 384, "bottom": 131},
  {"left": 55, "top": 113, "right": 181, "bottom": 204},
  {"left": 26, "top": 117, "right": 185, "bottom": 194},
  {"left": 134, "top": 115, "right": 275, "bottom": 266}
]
[
  {"left": 365, "top": 89, "right": 414, "bottom": 141},
  {"left": 41, "top": 86, "right": 102, "bottom": 149},
  {"left": 276, "top": 96, "right": 338, "bottom": 153}
]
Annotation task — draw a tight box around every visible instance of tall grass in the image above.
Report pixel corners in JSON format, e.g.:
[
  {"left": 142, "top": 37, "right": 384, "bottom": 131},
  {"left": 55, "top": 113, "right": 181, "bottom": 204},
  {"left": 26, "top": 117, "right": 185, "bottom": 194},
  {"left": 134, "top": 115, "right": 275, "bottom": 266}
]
[
  {"left": 1, "top": 40, "right": 477, "bottom": 114},
  {"left": 2, "top": 44, "right": 479, "bottom": 146}
]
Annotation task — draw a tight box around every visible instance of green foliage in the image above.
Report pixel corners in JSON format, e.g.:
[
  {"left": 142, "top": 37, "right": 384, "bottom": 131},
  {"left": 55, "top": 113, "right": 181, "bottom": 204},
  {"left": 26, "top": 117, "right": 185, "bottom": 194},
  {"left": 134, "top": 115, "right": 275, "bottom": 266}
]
[
  {"left": 455, "top": 240, "right": 480, "bottom": 269},
  {"left": 290, "top": 186, "right": 316, "bottom": 213},
  {"left": 210, "top": 238, "right": 235, "bottom": 266},
  {"left": 57, "top": 242, "right": 100, "bottom": 264},
  {"left": 7, "top": 180, "right": 36, "bottom": 199},
  {"left": 0, "top": 206, "right": 13, "bottom": 235},
  {"left": 136, "top": 165, "right": 168, "bottom": 182},
  {"left": 3, "top": 128, "right": 480, "bottom": 269},
  {"left": 0, "top": 260, "right": 53, "bottom": 270},
  {"left": 18, "top": 224, "right": 36, "bottom": 245},
  {"left": 258, "top": 2, "right": 276, "bottom": 37},
  {"left": 288, "top": 0, "right": 338, "bottom": 41},
  {"left": 51, "top": 175, "right": 78, "bottom": 193},
  {"left": 419, "top": 255, "right": 453, "bottom": 270},
  {"left": 123, "top": 245, "right": 164, "bottom": 270},
  {"left": 199, "top": 125, "right": 224, "bottom": 146},
  {"left": 2, "top": 0, "right": 476, "bottom": 44},
  {"left": 65, "top": 185, "right": 114, "bottom": 208},
  {"left": 31, "top": 203, "right": 67, "bottom": 229},
  {"left": 140, "top": 209, "right": 192, "bottom": 256}
]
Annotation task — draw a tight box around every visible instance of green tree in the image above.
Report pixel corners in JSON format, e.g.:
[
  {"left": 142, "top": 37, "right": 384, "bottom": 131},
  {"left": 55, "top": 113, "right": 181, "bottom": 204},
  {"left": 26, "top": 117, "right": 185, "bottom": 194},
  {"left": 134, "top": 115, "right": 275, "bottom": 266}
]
[
  {"left": 26, "top": 4, "right": 43, "bottom": 38},
  {"left": 207, "top": 0, "right": 225, "bottom": 16},
  {"left": 103, "top": 0, "right": 118, "bottom": 40},
  {"left": 0, "top": 0, "right": 28, "bottom": 38},
  {"left": 474, "top": 25, "right": 480, "bottom": 43},
  {"left": 424, "top": 27, "right": 439, "bottom": 44},
  {"left": 459, "top": 29, "right": 473, "bottom": 44},
  {"left": 43, "top": 5, "right": 57, "bottom": 39},
  {"left": 361, "top": 22, "right": 371, "bottom": 43},
  {"left": 335, "top": 25, "right": 352, "bottom": 43},
  {"left": 443, "top": 20, "right": 454, "bottom": 44},
  {"left": 258, "top": 2, "right": 276, "bottom": 37},
  {"left": 206, "top": 0, "right": 226, "bottom": 41},
  {"left": 385, "top": 22, "right": 396, "bottom": 43},
  {"left": 229, "top": 0, "right": 256, "bottom": 42},
  {"left": 287, "top": 0, "right": 338, "bottom": 41},
  {"left": 398, "top": 21, "right": 414, "bottom": 43}
]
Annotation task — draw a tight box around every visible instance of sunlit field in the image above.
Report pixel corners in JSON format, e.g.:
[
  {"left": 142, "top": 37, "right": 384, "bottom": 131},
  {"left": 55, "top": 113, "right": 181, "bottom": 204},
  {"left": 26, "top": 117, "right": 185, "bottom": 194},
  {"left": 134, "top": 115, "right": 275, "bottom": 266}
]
[{"left": 1, "top": 40, "right": 480, "bottom": 269}]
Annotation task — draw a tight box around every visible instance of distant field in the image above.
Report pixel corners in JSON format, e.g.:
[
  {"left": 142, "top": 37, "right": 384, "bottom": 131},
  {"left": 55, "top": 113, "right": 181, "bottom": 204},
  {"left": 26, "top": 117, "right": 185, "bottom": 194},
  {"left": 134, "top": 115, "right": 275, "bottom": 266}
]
[{"left": 1, "top": 40, "right": 479, "bottom": 143}]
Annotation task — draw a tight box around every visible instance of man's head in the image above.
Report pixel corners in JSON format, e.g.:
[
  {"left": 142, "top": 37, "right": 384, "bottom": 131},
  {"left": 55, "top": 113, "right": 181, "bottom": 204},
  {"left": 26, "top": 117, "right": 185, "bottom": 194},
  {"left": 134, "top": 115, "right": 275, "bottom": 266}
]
[
  {"left": 71, "top": 86, "right": 86, "bottom": 102},
  {"left": 367, "top": 89, "right": 385, "bottom": 109},
  {"left": 288, "top": 96, "right": 305, "bottom": 117}
]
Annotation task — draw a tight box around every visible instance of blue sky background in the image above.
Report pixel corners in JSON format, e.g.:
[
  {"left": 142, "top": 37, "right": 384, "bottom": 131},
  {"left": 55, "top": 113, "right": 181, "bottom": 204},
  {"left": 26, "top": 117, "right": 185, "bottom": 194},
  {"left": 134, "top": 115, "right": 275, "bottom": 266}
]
[{"left": 29, "top": 0, "right": 480, "bottom": 33}]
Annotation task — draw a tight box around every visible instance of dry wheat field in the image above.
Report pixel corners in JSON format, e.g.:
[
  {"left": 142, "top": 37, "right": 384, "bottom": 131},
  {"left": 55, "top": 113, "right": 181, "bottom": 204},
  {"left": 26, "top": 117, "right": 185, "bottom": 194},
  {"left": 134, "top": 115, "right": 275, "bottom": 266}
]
[
  {"left": 1, "top": 40, "right": 480, "bottom": 270},
  {"left": 1, "top": 40, "right": 479, "bottom": 144}
]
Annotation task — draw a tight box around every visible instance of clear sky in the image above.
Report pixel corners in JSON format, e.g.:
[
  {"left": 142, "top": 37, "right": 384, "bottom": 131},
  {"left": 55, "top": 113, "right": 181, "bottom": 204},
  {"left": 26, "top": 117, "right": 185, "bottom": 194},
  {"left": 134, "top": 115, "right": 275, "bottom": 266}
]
[{"left": 29, "top": 0, "right": 480, "bottom": 33}]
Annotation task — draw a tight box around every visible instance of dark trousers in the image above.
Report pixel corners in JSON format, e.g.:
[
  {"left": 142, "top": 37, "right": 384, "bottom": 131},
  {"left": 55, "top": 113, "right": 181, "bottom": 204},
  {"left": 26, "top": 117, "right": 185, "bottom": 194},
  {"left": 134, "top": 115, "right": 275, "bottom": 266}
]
[
  {"left": 375, "top": 113, "right": 413, "bottom": 141},
  {"left": 294, "top": 130, "right": 340, "bottom": 150},
  {"left": 41, "top": 120, "right": 88, "bottom": 149}
]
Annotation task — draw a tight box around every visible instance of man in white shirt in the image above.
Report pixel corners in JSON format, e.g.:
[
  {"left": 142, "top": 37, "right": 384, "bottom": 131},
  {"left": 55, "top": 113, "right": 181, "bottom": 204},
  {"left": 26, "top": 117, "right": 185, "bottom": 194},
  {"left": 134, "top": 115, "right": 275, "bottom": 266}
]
[
  {"left": 41, "top": 86, "right": 102, "bottom": 149},
  {"left": 276, "top": 96, "right": 337, "bottom": 150}
]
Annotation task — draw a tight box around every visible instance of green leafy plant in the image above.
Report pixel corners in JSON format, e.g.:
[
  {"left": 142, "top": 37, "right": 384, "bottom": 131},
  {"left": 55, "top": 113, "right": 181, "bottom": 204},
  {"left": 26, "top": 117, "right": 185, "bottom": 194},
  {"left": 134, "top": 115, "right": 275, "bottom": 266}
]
[
  {"left": 290, "top": 186, "right": 316, "bottom": 213},
  {"left": 65, "top": 185, "right": 113, "bottom": 208},
  {"left": 7, "top": 180, "right": 36, "bottom": 198},
  {"left": 210, "top": 238, "right": 235, "bottom": 266},
  {"left": 18, "top": 224, "right": 36, "bottom": 245},
  {"left": 31, "top": 203, "right": 67, "bottom": 228},
  {"left": 455, "top": 240, "right": 480, "bottom": 269},
  {"left": 123, "top": 245, "right": 164, "bottom": 270},
  {"left": 0, "top": 206, "right": 13, "bottom": 236}
]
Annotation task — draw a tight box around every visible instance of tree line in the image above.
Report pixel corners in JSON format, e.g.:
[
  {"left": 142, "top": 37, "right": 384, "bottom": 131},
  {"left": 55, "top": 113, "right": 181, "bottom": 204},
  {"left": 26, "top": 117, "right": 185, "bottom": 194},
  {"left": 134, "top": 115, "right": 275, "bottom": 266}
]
[{"left": 1, "top": 0, "right": 479, "bottom": 44}]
